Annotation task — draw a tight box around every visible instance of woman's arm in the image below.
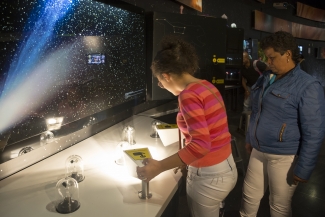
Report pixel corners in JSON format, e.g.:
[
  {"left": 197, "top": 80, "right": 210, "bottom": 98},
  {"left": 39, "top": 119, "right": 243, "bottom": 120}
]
[{"left": 294, "top": 82, "right": 325, "bottom": 181}]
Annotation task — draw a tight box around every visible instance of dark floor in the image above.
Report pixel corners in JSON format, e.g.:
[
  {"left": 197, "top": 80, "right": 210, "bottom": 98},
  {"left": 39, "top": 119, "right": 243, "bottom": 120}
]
[{"left": 174, "top": 89, "right": 325, "bottom": 217}]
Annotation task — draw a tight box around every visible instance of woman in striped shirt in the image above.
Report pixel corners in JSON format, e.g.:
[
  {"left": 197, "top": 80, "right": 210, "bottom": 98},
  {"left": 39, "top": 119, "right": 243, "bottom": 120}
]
[{"left": 136, "top": 35, "right": 238, "bottom": 217}]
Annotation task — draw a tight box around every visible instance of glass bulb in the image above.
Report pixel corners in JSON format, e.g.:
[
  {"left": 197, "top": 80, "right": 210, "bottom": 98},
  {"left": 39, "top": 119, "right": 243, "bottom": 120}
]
[
  {"left": 150, "top": 120, "right": 162, "bottom": 138},
  {"left": 65, "top": 155, "right": 85, "bottom": 183},
  {"left": 55, "top": 177, "right": 80, "bottom": 214},
  {"left": 114, "top": 141, "right": 130, "bottom": 165},
  {"left": 40, "top": 131, "right": 54, "bottom": 146},
  {"left": 122, "top": 126, "right": 135, "bottom": 145}
]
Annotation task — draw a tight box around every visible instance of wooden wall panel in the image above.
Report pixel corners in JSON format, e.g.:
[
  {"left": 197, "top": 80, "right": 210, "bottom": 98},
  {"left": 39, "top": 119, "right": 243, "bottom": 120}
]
[
  {"left": 254, "top": 10, "right": 325, "bottom": 41},
  {"left": 292, "top": 23, "right": 325, "bottom": 41},
  {"left": 176, "top": 0, "right": 202, "bottom": 12},
  {"left": 297, "top": 2, "right": 325, "bottom": 23}
]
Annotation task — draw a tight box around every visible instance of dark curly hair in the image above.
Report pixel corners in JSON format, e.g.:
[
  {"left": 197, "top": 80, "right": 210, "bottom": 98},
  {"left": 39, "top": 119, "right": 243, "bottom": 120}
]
[
  {"left": 260, "top": 31, "right": 300, "bottom": 64},
  {"left": 151, "top": 35, "right": 199, "bottom": 77}
]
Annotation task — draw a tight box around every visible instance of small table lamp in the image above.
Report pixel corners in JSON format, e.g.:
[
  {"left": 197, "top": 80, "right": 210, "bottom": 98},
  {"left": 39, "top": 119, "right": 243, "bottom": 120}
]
[
  {"left": 150, "top": 120, "right": 162, "bottom": 138},
  {"left": 55, "top": 177, "right": 80, "bottom": 214}
]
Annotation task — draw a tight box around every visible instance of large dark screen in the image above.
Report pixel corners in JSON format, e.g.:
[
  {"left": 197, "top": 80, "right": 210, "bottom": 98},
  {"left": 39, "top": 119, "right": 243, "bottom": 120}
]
[{"left": 0, "top": 0, "right": 146, "bottom": 163}]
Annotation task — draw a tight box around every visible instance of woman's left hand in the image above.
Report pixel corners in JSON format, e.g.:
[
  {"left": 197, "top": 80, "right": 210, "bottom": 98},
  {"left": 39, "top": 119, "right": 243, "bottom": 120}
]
[
  {"left": 293, "top": 174, "right": 308, "bottom": 185},
  {"left": 244, "top": 91, "right": 250, "bottom": 99},
  {"left": 136, "top": 158, "right": 163, "bottom": 182}
]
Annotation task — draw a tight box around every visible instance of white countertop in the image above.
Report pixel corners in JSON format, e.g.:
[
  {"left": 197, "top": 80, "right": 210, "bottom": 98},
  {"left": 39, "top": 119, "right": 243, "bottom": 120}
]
[{"left": 0, "top": 115, "right": 181, "bottom": 217}]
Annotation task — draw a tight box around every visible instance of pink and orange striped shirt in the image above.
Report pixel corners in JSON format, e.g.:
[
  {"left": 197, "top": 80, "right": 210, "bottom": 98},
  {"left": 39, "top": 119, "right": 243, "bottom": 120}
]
[{"left": 177, "top": 80, "right": 231, "bottom": 167}]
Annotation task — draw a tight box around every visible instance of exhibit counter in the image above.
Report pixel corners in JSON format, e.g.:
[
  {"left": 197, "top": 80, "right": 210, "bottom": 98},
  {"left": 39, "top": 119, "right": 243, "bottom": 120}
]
[{"left": 0, "top": 114, "right": 181, "bottom": 217}]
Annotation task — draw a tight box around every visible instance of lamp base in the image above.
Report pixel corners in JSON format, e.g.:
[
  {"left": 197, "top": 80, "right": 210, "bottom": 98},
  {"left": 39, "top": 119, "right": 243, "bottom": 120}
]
[
  {"left": 56, "top": 197, "right": 80, "bottom": 214},
  {"left": 138, "top": 191, "right": 152, "bottom": 199}
]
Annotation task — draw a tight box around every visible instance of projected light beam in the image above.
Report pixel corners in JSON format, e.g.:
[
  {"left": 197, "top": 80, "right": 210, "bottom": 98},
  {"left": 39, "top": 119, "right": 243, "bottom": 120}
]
[
  {"left": 0, "top": 43, "right": 80, "bottom": 133},
  {"left": 0, "top": 0, "right": 74, "bottom": 132},
  {"left": 2, "top": 0, "right": 73, "bottom": 97}
]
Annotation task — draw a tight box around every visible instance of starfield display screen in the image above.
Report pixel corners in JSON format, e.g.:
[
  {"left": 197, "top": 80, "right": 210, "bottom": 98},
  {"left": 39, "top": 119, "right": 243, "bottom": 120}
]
[{"left": 0, "top": 0, "right": 146, "bottom": 163}]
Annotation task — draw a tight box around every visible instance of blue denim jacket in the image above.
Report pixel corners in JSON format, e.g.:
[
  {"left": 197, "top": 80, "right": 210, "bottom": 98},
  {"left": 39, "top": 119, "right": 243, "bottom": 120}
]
[{"left": 246, "top": 64, "right": 325, "bottom": 180}]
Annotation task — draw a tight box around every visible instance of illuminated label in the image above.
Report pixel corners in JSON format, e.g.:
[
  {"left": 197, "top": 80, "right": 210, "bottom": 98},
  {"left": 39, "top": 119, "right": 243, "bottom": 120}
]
[
  {"left": 124, "top": 148, "right": 152, "bottom": 160},
  {"left": 156, "top": 124, "right": 178, "bottom": 129},
  {"left": 217, "top": 58, "right": 225, "bottom": 63},
  {"left": 212, "top": 58, "right": 217, "bottom": 63},
  {"left": 216, "top": 79, "right": 224, "bottom": 84}
]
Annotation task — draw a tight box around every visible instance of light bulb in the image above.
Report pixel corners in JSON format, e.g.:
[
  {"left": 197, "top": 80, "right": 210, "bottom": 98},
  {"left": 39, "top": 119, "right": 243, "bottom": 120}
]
[
  {"left": 65, "top": 155, "right": 85, "bottom": 183},
  {"left": 55, "top": 177, "right": 80, "bottom": 214}
]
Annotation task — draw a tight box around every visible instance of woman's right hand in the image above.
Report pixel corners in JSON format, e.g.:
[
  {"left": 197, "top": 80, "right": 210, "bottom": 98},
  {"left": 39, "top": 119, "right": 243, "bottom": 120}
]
[
  {"left": 245, "top": 143, "right": 253, "bottom": 154},
  {"left": 136, "top": 158, "right": 163, "bottom": 182}
]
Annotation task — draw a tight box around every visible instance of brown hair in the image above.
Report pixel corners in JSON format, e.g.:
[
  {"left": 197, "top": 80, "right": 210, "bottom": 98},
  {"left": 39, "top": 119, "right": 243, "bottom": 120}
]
[
  {"left": 151, "top": 35, "right": 199, "bottom": 77},
  {"left": 260, "top": 31, "right": 300, "bottom": 64}
]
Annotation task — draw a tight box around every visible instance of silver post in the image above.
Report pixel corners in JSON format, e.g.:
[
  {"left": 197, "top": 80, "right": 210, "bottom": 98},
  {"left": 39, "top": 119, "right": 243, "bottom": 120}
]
[{"left": 138, "top": 180, "right": 152, "bottom": 199}]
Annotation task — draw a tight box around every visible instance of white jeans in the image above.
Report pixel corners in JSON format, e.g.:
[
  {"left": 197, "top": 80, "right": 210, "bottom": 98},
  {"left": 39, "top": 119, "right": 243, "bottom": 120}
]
[
  {"left": 240, "top": 148, "right": 298, "bottom": 217},
  {"left": 243, "top": 86, "right": 251, "bottom": 111},
  {"left": 187, "top": 154, "right": 238, "bottom": 217}
]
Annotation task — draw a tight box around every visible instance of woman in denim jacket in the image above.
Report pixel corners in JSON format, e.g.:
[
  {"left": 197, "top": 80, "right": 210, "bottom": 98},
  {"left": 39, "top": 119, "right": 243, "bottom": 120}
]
[{"left": 240, "top": 31, "right": 325, "bottom": 217}]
